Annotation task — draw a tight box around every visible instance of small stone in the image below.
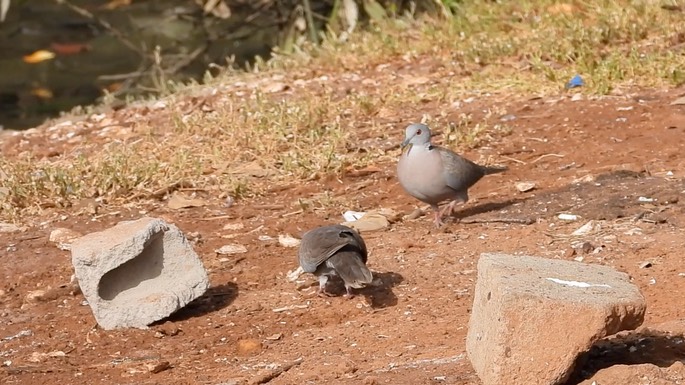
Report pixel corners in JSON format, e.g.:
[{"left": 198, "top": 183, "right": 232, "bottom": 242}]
[
  {"left": 515, "top": 181, "right": 536, "bottom": 193},
  {"left": 49, "top": 228, "right": 82, "bottom": 251},
  {"left": 146, "top": 360, "right": 171, "bottom": 373},
  {"left": 639, "top": 261, "right": 652, "bottom": 269},
  {"left": 278, "top": 234, "right": 301, "bottom": 248},
  {"left": 0, "top": 223, "right": 24, "bottom": 233},
  {"left": 215, "top": 244, "right": 248, "bottom": 255}
]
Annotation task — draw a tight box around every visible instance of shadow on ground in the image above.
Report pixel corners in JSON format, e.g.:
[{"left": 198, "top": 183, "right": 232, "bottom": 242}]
[
  {"left": 566, "top": 329, "right": 685, "bottom": 384},
  {"left": 160, "top": 282, "right": 239, "bottom": 322},
  {"left": 449, "top": 170, "right": 684, "bottom": 225}
]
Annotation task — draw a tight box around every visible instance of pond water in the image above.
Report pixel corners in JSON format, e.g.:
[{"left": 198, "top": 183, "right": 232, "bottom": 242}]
[{"left": 0, "top": 0, "right": 321, "bottom": 130}]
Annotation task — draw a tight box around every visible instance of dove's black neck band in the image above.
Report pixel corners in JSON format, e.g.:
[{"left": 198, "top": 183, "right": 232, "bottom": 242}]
[{"left": 428, "top": 144, "right": 435, "bottom": 151}]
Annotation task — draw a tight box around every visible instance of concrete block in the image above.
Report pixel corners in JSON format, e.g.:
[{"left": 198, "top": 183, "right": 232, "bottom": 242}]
[
  {"left": 466, "top": 252, "right": 646, "bottom": 385},
  {"left": 71, "top": 217, "right": 209, "bottom": 330}
]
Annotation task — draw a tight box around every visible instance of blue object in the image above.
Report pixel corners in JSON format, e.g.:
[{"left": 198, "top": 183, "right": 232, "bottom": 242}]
[{"left": 565, "top": 75, "right": 584, "bottom": 89}]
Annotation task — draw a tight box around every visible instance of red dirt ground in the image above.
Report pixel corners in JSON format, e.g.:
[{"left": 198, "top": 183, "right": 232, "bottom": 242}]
[{"left": 2, "top": 88, "right": 685, "bottom": 385}]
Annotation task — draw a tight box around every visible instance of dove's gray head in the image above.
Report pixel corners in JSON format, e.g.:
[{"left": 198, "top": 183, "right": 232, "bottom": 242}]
[{"left": 401, "top": 123, "right": 432, "bottom": 149}]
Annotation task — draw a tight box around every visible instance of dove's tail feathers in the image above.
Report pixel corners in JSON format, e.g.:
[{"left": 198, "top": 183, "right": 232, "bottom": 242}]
[
  {"left": 327, "top": 251, "right": 373, "bottom": 289},
  {"left": 482, "top": 165, "right": 507, "bottom": 175}
]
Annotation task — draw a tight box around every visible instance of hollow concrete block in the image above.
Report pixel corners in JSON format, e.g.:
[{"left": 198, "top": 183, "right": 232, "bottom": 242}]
[{"left": 71, "top": 217, "right": 209, "bottom": 330}]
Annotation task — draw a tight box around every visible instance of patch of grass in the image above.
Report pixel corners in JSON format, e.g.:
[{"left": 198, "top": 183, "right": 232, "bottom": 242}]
[{"left": 3, "top": 0, "right": 685, "bottom": 220}]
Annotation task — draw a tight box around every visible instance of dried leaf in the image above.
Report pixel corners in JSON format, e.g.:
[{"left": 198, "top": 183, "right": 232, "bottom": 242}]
[
  {"left": 363, "top": 0, "right": 386, "bottom": 22},
  {"left": 167, "top": 193, "right": 207, "bottom": 210},
  {"left": 30, "top": 87, "right": 53, "bottom": 100},
  {"left": 50, "top": 42, "right": 90, "bottom": 55},
  {"left": 101, "top": 0, "right": 132, "bottom": 10},
  {"left": 341, "top": 213, "right": 389, "bottom": 232},
  {"left": 671, "top": 96, "right": 685, "bottom": 105},
  {"left": 23, "top": 50, "right": 56, "bottom": 64}
]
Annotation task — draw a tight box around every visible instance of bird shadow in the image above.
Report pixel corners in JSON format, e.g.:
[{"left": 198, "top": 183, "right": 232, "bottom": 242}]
[
  {"left": 451, "top": 197, "right": 530, "bottom": 222},
  {"left": 363, "top": 271, "right": 404, "bottom": 309},
  {"left": 564, "top": 328, "right": 685, "bottom": 384},
  {"left": 319, "top": 271, "right": 404, "bottom": 309},
  {"left": 153, "top": 282, "right": 239, "bottom": 324}
]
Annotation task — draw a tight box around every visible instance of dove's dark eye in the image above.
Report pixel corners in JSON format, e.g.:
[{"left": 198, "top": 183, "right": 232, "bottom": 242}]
[{"left": 416, "top": 129, "right": 422, "bottom": 135}]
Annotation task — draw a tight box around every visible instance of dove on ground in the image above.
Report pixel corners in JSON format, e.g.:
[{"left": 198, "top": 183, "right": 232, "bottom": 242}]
[
  {"left": 397, "top": 123, "right": 507, "bottom": 227},
  {"left": 298, "top": 224, "right": 373, "bottom": 298}
]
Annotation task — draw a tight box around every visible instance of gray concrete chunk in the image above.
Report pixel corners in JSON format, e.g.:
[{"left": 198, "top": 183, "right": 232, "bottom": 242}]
[
  {"left": 466, "top": 252, "right": 646, "bottom": 385},
  {"left": 71, "top": 217, "right": 209, "bottom": 330}
]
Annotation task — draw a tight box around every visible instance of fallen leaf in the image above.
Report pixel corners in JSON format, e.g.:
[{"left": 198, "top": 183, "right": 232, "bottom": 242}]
[
  {"left": 341, "top": 213, "right": 389, "bottom": 232},
  {"left": 101, "top": 0, "right": 132, "bottom": 10},
  {"left": 30, "top": 87, "right": 53, "bottom": 100},
  {"left": 167, "top": 193, "right": 207, "bottom": 210},
  {"left": 202, "top": 0, "right": 231, "bottom": 19},
  {"left": 23, "top": 50, "right": 56, "bottom": 64},
  {"left": 50, "top": 42, "right": 90, "bottom": 55}
]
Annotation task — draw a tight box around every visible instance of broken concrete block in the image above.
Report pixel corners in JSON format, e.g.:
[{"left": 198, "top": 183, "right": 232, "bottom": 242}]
[
  {"left": 466, "top": 253, "right": 646, "bottom": 385},
  {"left": 71, "top": 217, "right": 209, "bottom": 330}
]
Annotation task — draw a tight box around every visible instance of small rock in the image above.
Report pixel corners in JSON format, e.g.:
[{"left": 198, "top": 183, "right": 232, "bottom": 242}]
[
  {"left": 287, "top": 266, "right": 304, "bottom": 282},
  {"left": 25, "top": 290, "right": 49, "bottom": 303},
  {"left": 278, "top": 234, "right": 300, "bottom": 248},
  {"left": 0, "top": 223, "right": 24, "bottom": 233},
  {"left": 558, "top": 213, "right": 579, "bottom": 221},
  {"left": 49, "top": 228, "right": 82, "bottom": 251},
  {"left": 515, "top": 181, "right": 536, "bottom": 193},
  {"left": 639, "top": 261, "right": 652, "bottom": 269},
  {"left": 146, "top": 360, "right": 171, "bottom": 373},
  {"left": 215, "top": 244, "right": 248, "bottom": 255},
  {"left": 571, "top": 221, "right": 597, "bottom": 236}
]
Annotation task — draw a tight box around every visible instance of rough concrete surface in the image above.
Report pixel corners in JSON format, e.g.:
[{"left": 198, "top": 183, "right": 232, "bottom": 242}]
[
  {"left": 466, "top": 252, "right": 646, "bottom": 385},
  {"left": 71, "top": 217, "right": 209, "bottom": 329}
]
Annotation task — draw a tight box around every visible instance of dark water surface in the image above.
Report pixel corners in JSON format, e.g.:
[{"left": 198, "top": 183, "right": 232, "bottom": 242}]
[{"left": 0, "top": 0, "right": 313, "bottom": 130}]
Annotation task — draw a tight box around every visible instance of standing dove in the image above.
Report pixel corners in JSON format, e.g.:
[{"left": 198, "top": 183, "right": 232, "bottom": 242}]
[
  {"left": 298, "top": 224, "right": 373, "bottom": 298},
  {"left": 397, "top": 123, "right": 507, "bottom": 227}
]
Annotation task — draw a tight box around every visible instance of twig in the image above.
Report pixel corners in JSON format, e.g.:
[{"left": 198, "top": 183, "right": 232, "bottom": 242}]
[
  {"left": 500, "top": 155, "right": 526, "bottom": 165},
  {"left": 531, "top": 153, "right": 565, "bottom": 163},
  {"left": 460, "top": 217, "right": 534, "bottom": 225},
  {"left": 200, "top": 215, "right": 234, "bottom": 221},
  {"left": 248, "top": 358, "right": 304, "bottom": 385}
]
